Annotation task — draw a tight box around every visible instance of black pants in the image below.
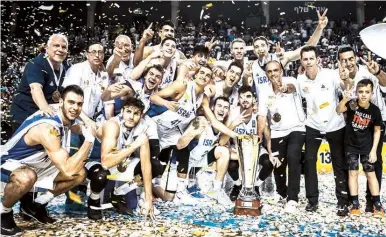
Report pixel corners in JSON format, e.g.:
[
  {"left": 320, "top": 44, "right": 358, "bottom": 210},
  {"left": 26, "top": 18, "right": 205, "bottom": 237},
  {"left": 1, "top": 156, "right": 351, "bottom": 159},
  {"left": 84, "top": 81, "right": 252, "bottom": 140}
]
[
  {"left": 271, "top": 131, "right": 305, "bottom": 202},
  {"left": 304, "top": 126, "right": 349, "bottom": 206},
  {"left": 366, "top": 121, "right": 385, "bottom": 204}
]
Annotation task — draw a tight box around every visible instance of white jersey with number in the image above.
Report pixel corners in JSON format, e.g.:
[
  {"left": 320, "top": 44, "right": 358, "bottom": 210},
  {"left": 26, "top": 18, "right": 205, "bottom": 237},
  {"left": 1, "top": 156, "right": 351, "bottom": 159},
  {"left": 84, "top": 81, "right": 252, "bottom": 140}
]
[{"left": 189, "top": 122, "right": 220, "bottom": 167}]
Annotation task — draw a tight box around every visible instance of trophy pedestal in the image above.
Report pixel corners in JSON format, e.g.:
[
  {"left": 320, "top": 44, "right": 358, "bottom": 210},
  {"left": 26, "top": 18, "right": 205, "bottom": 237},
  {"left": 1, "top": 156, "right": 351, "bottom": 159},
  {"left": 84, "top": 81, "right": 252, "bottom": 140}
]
[{"left": 234, "top": 199, "right": 262, "bottom": 216}]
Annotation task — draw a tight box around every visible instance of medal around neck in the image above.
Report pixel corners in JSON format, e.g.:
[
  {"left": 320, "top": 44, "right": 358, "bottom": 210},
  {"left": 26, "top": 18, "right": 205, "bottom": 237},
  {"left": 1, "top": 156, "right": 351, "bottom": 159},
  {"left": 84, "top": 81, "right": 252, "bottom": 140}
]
[
  {"left": 234, "top": 135, "right": 262, "bottom": 216},
  {"left": 272, "top": 112, "right": 282, "bottom": 123},
  {"left": 52, "top": 90, "right": 61, "bottom": 103}
]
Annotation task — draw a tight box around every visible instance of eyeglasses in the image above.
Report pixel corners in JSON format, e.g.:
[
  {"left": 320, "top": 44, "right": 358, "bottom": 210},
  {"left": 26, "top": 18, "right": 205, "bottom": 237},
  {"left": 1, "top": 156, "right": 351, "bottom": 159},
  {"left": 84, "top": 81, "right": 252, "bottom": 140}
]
[{"left": 88, "top": 50, "right": 104, "bottom": 56}]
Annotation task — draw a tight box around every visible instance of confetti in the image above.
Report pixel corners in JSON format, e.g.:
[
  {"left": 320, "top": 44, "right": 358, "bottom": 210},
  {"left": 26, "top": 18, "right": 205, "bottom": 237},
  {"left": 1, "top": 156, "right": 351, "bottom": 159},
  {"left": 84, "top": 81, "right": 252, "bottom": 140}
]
[
  {"left": 38, "top": 5, "right": 54, "bottom": 11},
  {"left": 280, "top": 12, "right": 285, "bottom": 15}
]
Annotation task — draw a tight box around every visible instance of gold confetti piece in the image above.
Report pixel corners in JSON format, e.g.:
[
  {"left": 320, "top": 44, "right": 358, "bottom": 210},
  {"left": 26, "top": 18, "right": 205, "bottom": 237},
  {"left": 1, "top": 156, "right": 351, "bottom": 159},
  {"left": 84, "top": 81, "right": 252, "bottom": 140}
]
[
  {"left": 59, "top": 9, "right": 67, "bottom": 13},
  {"left": 193, "top": 231, "right": 206, "bottom": 236},
  {"left": 68, "top": 191, "right": 82, "bottom": 204},
  {"left": 204, "top": 3, "right": 213, "bottom": 8},
  {"left": 319, "top": 102, "right": 330, "bottom": 109}
]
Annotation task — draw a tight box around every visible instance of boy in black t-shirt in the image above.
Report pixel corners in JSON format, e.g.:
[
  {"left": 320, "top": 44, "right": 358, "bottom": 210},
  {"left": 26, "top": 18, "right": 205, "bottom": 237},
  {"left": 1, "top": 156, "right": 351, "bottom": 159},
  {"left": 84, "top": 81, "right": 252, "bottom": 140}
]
[{"left": 336, "top": 79, "right": 384, "bottom": 217}]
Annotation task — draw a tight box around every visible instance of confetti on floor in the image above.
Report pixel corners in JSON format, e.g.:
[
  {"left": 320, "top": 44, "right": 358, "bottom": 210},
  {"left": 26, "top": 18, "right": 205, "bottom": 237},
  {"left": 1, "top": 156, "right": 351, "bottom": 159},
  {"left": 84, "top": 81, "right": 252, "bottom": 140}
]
[{"left": 10, "top": 174, "right": 386, "bottom": 236}]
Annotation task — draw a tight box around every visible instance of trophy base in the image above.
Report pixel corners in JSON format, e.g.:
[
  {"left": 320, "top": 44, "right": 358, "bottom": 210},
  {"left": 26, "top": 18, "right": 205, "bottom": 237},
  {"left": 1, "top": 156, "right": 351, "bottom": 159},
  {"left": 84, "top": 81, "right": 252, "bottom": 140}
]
[{"left": 234, "top": 199, "right": 262, "bottom": 216}]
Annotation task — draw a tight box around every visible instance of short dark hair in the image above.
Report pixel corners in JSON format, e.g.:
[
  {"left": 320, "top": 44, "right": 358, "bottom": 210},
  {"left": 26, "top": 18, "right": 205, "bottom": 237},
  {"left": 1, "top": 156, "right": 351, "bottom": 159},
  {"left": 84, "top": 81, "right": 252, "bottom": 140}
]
[
  {"left": 198, "top": 63, "right": 212, "bottom": 74},
  {"left": 228, "top": 61, "right": 244, "bottom": 74},
  {"left": 143, "top": 64, "right": 164, "bottom": 78},
  {"left": 214, "top": 96, "right": 230, "bottom": 106},
  {"left": 337, "top": 45, "right": 355, "bottom": 60},
  {"left": 300, "top": 46, "right": 319, "bottom": 59},
  {"left": 159, "top": 20, "right": 175, "bottom": 30},
  {"left": 253, "top": 36, "right": 269, "bottom": 46},
  {"left": 193, "top": 45, "right": 209, "bottom": 57},
  {"left": 161, "top": 37, "right": 177, "bottom": 46},
  {"left": 61, "top": 85, "right": 84, "bottom": 99},
  {"left": 85, "top": 42, "right": 102, "bottom": 52},
  {"left": 238, "top": 85, "right": 254, "bottom": 95},
  {"left": 357, "top": 78, "right": 374, "bottom": 91},
  {"left": 123, "top": 97, "right": 145, "bottom": 114}
]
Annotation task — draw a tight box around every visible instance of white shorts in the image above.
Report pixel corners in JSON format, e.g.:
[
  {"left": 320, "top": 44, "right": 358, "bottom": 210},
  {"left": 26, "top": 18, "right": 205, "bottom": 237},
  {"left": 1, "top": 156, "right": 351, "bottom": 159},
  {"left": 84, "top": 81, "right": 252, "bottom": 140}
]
[{"left": 1, "top": 160, "right": 59, "bottom": 191}]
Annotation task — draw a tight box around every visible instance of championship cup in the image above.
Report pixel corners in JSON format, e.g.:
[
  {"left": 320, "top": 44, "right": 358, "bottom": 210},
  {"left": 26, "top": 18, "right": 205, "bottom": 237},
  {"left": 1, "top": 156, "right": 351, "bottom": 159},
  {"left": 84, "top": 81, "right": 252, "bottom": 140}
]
[{"left": 234, "top": 135, "right": 262, "bottom": 216}]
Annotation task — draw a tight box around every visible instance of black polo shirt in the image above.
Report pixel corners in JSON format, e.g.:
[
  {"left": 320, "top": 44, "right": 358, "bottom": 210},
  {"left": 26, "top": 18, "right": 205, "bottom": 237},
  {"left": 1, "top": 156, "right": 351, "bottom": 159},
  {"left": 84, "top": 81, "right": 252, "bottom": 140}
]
[{"left": 10, "top": 53, "right": 71, "bottom": 124}]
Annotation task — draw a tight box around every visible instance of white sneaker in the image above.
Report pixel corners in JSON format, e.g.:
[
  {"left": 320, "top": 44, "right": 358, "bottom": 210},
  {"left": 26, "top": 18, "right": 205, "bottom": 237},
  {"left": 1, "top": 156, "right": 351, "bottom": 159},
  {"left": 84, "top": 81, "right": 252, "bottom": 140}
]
[
  {"left": 284, "top": 200, "right": 298, "bottom": 214},
  {"left": 273, "top": 193, "right": 286, "bottom": 204},
  {"left": 173, "top": 189, "right": 200, "bottom": 205},
  {"left": 136, "top": 191, "right": 160, "bottom": 216},
  {"left": 206, "top": 189, "right": 233, "bottom": 207}
]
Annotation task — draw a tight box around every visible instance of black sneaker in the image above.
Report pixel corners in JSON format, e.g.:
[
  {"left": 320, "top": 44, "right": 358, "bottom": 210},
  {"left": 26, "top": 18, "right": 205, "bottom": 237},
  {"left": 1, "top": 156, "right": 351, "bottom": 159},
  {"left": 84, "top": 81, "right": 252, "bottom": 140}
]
[
  {"left": 19, "top": 193, "right": 34, "bottom": 221},
  {"left": 336, "top": 205, "right": 349, "bottom": 216},
  {"left": 88, "top": 198, "right": 103, "bottom": 220},
  {"left": 230, "top": 184, "right": 242, "bottom": 201},
  {"left": 305, "top": 202, "right": 318, "bottom": 212},
  {"left": 20, "top": 202, "right": 56, "bottom": 224},
  {"left": 1, "top": 211, "right": 22, "bottom": 236},
  {"left": 365, "top": 201, "right": 373, "bottom": 213},
  {"left": 110, "top": 193, "right": 134, "bottom": 216}
]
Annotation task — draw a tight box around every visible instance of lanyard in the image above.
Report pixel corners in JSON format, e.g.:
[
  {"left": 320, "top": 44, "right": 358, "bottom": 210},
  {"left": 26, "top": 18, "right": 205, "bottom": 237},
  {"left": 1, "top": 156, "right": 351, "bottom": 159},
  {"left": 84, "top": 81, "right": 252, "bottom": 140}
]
[{"left": 46, "top": 58, "right": 64, "bottom": 88}]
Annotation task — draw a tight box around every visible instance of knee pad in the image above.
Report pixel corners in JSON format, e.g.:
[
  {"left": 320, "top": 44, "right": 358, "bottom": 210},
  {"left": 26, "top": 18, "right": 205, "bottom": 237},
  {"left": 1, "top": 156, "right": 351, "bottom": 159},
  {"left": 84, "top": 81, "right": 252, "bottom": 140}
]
[
  {"left": 87, "top": 164, "right": 110, "bottom": 193},
  {"left": 259, "top": 154, "right": 273, "bottom": 170},
  {"left": 347, "top": 153, "right": 359, "bottom": 171}
]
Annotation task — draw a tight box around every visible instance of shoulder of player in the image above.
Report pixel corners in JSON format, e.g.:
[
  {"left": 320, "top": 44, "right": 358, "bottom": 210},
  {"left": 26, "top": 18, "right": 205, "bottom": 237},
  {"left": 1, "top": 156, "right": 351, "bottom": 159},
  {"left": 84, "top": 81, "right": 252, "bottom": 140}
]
[{"left": 103, "top": 119, "right": 120, "bottom": 132}]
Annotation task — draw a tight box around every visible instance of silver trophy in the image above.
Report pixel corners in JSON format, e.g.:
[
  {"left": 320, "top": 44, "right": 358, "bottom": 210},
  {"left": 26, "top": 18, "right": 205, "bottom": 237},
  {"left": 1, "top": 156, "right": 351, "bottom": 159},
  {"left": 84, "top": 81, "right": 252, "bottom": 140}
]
[{"left": 234, "top": 135, "right": 262, "bottom": 216}]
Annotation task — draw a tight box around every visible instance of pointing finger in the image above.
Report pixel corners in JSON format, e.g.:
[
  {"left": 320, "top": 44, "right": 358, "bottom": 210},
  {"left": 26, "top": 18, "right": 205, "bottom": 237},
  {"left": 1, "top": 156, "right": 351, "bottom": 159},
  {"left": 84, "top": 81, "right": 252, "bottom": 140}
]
[{"left": 147, "top": 22, "right": 153, "bottom": 30}]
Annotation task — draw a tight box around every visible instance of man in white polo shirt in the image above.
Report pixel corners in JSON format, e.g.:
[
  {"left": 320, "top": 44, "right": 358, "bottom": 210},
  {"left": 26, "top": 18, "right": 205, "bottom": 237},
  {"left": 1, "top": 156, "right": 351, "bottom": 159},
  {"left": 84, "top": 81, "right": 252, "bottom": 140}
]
[
  {"left": 106, "top": 35, "right": 134, "bottom": 82},
  {"left": 297, "top": 46, "right": 349, "bottom": 216},
  {"left": 257, "top": 61, "right": 306, "bottom": 213},
  {"left": 337, "top": 46, "right": 386, "bottom": 213}
]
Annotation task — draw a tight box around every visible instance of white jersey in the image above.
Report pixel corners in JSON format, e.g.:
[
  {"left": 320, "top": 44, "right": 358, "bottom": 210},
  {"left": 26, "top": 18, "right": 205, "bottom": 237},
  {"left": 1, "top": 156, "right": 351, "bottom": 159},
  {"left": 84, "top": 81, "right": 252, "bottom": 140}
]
[
  {"left": 125, "top": 78, "right": 153, "bottom": 113},
  {"left": 258, "top": 77, "right": 306, "bottom": 138},
  {"left": 252, "top": 53, "right": 280, "bottom": 98},
  {"left": 213, "top": 80, "right": 239, "bottom": 108},
  {"left": 298, "top": 68, "right": 345, "bottom": 133},
  {"left": 190, "top": 123, "right": 220, "bottom": 167},
  {"left": 148, "top": 81, "right": 203, "bottom": 131},
  {"left": 229, "top": 107, "right": 258, "bottom": 135},
  {"left": 158, "top": 58, "right": 177, "bottom": 90}
]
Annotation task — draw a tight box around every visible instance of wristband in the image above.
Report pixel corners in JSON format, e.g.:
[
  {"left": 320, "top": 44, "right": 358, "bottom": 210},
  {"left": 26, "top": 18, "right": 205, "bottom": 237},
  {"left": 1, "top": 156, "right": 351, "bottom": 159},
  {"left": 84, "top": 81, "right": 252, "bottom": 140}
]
[
  {"left": 85, "top": 136, "right": 95, "bottom": 143},
  {"left": 374, "top": 68, "right": 381, "bottom": 76}
]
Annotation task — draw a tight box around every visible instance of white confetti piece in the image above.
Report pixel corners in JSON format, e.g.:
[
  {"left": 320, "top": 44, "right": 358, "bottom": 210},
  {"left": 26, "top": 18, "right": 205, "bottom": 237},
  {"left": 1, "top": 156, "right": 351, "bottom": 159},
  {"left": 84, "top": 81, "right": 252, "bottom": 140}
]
[
  {"left": 38, "top": 5, "right": 54, "bottom": 11},
  {"left": 280, "top": 12, "right": 285, "bottom": 15},
  {"left": 86, "top": 3, "right": 90, "bottom": 6},
  {"left": 200, "top": 9, "right": 204, "bottom": 20},
  {"left": 114, "top": 3, "right": 120, "bottom": 8}
]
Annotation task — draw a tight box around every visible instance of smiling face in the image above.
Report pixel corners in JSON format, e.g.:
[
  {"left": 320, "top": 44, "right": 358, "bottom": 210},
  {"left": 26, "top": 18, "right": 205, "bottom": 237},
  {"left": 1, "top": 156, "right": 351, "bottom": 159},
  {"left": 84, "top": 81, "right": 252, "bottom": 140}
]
[
  {"left": 213, "top": 99, "right": 230, "bottom": 122},
  {"left": 121, "top": 106, "right": 142, "bottom": 129},
  {"left": 339, "top": 51, "right": 358, "bottom": 75},
  {"left": 60, "top": 91, "right": 83, "bottom": 122},
  {"left": 265, "top": 61, "right": 282, "bottom": 86},
  {"left": 161, "top": 39, "right": 176, "bottom": 58},
  {"left": 239, "top": 91, "right": 254, "bottom": 110},
  {"left": 194, "top": 67, "right": 212, "bottom": 88},
  {"left": 225, "top": 65, "right": 242, "bottom": 88},
  {"left": 159, "top": 25, "right": 175, "bottom": 40},
  {"left": 115, "top": 36, "right": 132, "bottom": 62},
  {"left": 253, "top": 39, "right": 269, "bottom": 58},
  {"left": 144, "top": 67, "right": 163, "bottom": 91},
  {"left": 46, "top": 36, "right": 68, "bottom": 64},
  {"left": 231, "top": 42, "right": 245, "bottom": 61},
  {"left": 193, "top": 53, "right": 208, "bottom": 66}
]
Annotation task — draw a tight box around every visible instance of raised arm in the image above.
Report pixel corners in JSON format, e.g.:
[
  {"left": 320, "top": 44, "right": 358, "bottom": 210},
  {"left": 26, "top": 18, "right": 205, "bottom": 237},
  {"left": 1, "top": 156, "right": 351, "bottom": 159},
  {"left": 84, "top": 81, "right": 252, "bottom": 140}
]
[
  {"left": 133, "top": 23, "right": 154, "bottom": 67},
  {"left": 201, "top": 96, "right": 238, "bottom": 139},
  {"left": 131, "top": 52, "right": 161, "bottom": 80},
  {"left": 281, "top": 9, "right": 328, "bottom": 66},
  {"left": 176, "top": 117, "right": 205, "bottom": 149},
  {"left": 336, "top": 90, "right": 350, "bottom": 113}
]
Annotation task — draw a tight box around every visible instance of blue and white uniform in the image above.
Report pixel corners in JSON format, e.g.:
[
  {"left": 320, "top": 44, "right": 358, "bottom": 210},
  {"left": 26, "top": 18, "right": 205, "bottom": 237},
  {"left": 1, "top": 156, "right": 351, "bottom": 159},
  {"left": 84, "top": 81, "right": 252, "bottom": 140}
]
[
  {"left": 189, "top": 119, "right": 221, "bottom": 168},
  {"left": 147, "top": 81, "right": 204, "bottom": 149},
  {"left": 1, "top": 112, "right": 70, "bottom": 190},
  {"left": 212, "top": 80, "right": 239, "bottom": 108},
  {"left": 252, "top": 54, "right": 280, "bottom": 98}
]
